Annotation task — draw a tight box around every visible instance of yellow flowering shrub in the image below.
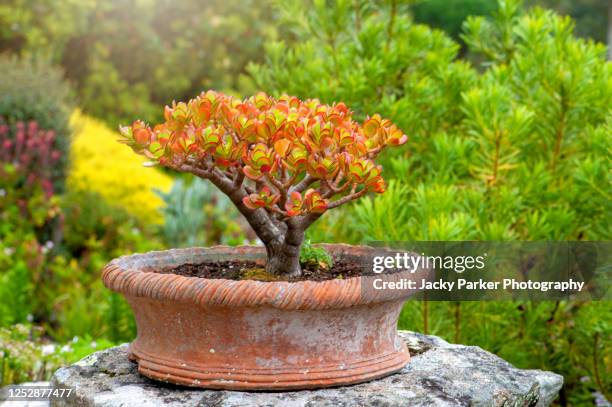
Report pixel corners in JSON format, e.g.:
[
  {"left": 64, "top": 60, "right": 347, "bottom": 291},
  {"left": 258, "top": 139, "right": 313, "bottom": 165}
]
[{"left": 67, "top": 111, "right": 172, "bottom": 224}]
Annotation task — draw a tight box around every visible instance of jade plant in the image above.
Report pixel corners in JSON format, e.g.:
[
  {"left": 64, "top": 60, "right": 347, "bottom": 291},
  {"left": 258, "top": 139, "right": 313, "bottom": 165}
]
[{"left": 119, "top": 91, "right": 406, "bottom": 277}]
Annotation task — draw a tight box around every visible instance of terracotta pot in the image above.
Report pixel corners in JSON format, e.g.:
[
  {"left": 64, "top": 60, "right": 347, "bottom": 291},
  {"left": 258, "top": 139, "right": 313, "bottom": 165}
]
[{"left": 102, "top": 244, "right": 427, "bottom": 390}]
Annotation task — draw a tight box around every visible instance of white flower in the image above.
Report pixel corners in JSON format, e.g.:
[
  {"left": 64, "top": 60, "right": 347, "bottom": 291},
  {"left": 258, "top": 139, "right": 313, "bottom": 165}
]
[
  {"left": 90, "top": 341, "right": 97, "bottom": 348},
  {"left": 41, "top": 344, "right": 56, "bottom": 356},
  {"left": 60, "top": 345, "right": 72, "bottom": 353},
  {"left": 0, "top": 189, "right": 6, "bottom": 197},
  {"left": 3, "top": 247, "right": 14, "bottom": 256},
  {"left": 72, "top": 336, "right": 79, "bottom": 343},
  {"left": 26, "top": 314, "right": 33, "bottom": 322},
  {"left": 41, "top": 241, "right": 55, "bottom": 254}
]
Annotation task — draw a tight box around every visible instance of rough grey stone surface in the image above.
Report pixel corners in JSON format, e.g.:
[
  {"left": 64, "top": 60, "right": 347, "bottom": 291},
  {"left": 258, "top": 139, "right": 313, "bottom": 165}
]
[{"left": 50, "top": 331, "right": 563, "bottom": 407}]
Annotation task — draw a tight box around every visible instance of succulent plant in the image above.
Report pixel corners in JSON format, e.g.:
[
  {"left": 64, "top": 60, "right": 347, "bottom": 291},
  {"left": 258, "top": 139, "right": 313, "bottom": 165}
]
[{"left": 120, "top": 91, "right": 406, "bottom": 276}]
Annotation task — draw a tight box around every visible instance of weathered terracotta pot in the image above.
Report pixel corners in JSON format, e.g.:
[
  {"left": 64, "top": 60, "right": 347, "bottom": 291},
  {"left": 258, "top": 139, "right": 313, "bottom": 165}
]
[{"left": 102, "top": 244, "right": 426, "bottom": 390}]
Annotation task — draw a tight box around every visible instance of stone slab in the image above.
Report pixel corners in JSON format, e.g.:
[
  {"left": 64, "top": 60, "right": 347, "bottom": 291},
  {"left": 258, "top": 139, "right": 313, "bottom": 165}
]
[{"left": 50, "top": 331, "right": 563, "bottom": 406}]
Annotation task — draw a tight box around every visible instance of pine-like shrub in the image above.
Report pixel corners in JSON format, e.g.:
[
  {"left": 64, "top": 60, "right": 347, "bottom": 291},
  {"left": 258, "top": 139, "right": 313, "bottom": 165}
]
[
  {"left": 250, "top": 0, "right": 611, "bottom": 402},
  {"left": 248, "top": 1, "right": 476, "bottom": 156},
  {"left": 251, "top": 0, "right": 611, "bottom": 242}
]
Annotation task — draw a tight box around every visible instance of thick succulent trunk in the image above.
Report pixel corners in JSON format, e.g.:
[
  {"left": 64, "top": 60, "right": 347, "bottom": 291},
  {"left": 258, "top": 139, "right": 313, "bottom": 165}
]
[
  {"left": 184, "top": 165, "right": 325, "bottom": 279},
  {"left": 203, "top": 172, "right": 312, "bottom": 277},
  {"left": 264, "top": 227, "right": 305, "bottom": 278}
]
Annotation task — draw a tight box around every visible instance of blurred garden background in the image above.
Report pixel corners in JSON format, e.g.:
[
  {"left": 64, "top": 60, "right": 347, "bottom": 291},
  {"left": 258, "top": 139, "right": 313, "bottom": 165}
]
[{"left": 0, "top": 0, "right": 610, "bottom": 404}]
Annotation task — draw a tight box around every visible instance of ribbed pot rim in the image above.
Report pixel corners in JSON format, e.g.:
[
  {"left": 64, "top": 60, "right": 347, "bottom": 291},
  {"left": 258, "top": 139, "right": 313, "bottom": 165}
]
[{"left": 102, "top": 244, "right": 427, "bottom": 310}]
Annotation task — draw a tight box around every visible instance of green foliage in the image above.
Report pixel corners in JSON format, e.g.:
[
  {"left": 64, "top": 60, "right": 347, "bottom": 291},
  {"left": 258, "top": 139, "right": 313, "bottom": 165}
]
[
  {"left": 61, "top": 189, "right": 156, "bottom": 260},
  {"left": 459, "top": 0, "right": 611, "bottom": 240},
  {"left": 0, "top": 162, "right": 60, "bottom": 326},
  {"left": 0, "top": 55, "right": 72, "bottom": 191},
  {"left": 253, "top": 0, "right": 611, "bottom": 402},
  {"left": 398, "top": 301, "right": 612, "bottom": 404},
  {"left": 0, "top": 262, "right": 32, "bottom": 327},
  {"left": 155, "top": 177, "right": 248, "bottom": 248},
  {"left": 249, "top": 0, "right": 477, "bottom": 144},
  {"left": 0, "top": 0, "right": 608, "bottom": 401},
  {"left": 300, "top": 240, "right": 334, "bottom": 270},
  {"left": 0, "top": 178, "right": 155, "bottom": 345},
  {"left": 52, "top": 189, "right": 160, "bottom": 341},
  {"left": 526, "top": 0, "right": 610, "bottom": 44},
  {"left": 0, "top": 0, "right": 276, "bottom": 127},
  {"left": 155, "top": 177, "right": 211, "bottom": 248},
  {"left": 0, "top": 324, "right": 113, "bottom": 385},
  {"left": 412, "top": 0, "right": 497, "bottom": 40},
  {"left": 255, "top": 0, "right": 610, "bottom": 243}
]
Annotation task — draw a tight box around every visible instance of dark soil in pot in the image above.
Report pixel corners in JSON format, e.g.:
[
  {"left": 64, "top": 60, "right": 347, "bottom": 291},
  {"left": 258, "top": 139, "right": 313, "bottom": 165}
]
[{"left": 160, "top": 259, "right": 401, "bottom": 282}]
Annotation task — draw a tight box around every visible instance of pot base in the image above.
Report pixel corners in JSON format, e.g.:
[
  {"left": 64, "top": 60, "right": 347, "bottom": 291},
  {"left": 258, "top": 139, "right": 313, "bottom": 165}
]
[{"left": 129, "top": 344, "right": 410, "bottom": 390}]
